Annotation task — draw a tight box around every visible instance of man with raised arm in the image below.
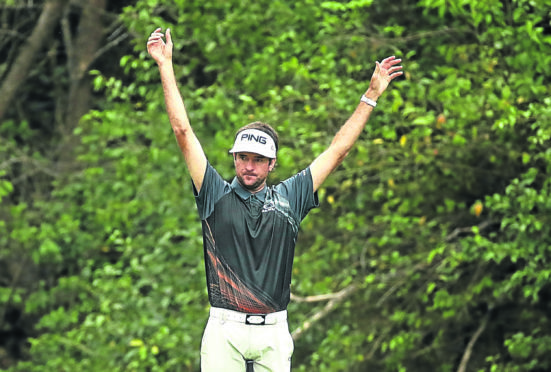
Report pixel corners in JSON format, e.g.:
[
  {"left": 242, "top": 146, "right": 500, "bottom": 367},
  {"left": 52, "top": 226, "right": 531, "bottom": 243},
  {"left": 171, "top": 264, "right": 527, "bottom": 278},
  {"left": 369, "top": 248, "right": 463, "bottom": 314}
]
[{"left": 147, "top": 27, "right": 403, "bottom": 372}]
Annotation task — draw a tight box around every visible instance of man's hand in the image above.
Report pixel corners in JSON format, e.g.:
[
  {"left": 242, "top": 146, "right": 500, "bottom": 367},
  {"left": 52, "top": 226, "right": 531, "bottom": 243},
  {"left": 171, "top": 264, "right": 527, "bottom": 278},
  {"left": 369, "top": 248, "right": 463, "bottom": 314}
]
[
  {"left": 365, "top": 56, "right": 403, "bottom": 100},
  {"left": 147, "top": 27, "right": 173, "bottom": 66}
]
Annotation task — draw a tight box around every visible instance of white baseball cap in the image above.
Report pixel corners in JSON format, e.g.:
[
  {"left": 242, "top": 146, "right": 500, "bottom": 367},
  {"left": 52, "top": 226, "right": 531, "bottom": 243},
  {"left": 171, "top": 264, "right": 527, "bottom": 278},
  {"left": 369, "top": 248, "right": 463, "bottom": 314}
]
[{"left": 229, "top": 129, "right": 277, "bottom": 158}]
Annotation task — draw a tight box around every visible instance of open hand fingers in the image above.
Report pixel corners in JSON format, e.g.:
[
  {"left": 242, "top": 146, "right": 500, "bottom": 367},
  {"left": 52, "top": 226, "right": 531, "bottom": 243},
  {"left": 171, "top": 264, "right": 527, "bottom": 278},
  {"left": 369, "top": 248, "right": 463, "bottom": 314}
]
[
  {"left": 369, "top": 56, "right": 404, "bottom": 94},
  {"left": 148, "top": 27, "right": 164, "bottom": 43},
  {"left": 386, "top": 64, "right": 403, "bottom": 81},
  {"left": 377, "top": 57, "right": 403, "bottom": 80},
  {"left": 380, "top": 56, "right": 401, "bottom": 66}
]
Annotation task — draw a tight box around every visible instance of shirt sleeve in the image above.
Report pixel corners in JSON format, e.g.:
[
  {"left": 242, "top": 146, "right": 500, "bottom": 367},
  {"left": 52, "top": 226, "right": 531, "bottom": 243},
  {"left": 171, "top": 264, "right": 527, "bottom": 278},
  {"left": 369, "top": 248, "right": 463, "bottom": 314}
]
[
  {"left": 277, "top": 167, "right": 320, "bottom": 221},
  {"left": 193, "top": 162, "right": 231, "bottom": 220}
]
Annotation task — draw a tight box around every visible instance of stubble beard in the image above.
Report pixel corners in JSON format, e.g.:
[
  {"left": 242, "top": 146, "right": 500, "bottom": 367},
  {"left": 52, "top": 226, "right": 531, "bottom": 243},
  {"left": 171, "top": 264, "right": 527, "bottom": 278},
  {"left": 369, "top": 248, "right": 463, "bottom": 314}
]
[{"left": 237, "top": 174, "right": 266, "bottom": 192}]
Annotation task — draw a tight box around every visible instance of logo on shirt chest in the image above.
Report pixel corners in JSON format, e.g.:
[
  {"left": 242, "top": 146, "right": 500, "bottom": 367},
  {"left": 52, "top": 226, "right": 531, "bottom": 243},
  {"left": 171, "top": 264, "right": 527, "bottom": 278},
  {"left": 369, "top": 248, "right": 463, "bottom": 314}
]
[{"left": 262, "top": 201, "right": 275, "bottom": 213}]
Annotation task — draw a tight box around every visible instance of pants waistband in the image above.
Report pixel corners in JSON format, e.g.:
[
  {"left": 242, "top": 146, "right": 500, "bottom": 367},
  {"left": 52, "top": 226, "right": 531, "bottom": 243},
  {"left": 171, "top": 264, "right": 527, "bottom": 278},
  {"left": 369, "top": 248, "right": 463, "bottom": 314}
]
[{"left": 209, "top": 307, "right": 287, "bottom": 325}]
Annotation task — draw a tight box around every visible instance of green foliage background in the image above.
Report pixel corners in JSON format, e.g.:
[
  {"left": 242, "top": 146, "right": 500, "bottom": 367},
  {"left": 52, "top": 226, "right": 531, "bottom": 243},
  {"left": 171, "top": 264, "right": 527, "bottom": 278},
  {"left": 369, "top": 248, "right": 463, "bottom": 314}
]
[{"left": 1, "top": 0, "right": 551, "bottom": 371}]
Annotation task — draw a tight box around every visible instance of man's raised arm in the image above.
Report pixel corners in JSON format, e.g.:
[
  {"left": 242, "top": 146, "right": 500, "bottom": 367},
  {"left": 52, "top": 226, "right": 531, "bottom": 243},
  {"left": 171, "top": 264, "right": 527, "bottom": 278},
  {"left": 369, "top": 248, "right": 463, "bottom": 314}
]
[
  {"left": 147, "top": 28, "right": 208, "bottom": 192},
  {"left": 309, "top": 56, "right": 403, "bottom": 192}
]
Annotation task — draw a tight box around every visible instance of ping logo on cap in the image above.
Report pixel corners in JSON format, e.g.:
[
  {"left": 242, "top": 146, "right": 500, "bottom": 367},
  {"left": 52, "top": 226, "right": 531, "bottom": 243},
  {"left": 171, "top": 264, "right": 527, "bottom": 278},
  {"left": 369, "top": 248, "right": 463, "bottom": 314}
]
[
  {"left": 240, "top": 132, "right": 267, "bottom": 145},
  {"left": 229, "top": 129, "right": 277, "bottom": 158}
]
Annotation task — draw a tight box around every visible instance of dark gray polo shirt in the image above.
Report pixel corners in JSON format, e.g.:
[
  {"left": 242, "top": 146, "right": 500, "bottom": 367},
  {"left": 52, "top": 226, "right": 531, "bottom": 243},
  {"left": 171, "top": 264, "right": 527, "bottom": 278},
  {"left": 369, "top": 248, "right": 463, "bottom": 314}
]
[{"left": 194, "top": 163, "right": 319, "bottom": 314}]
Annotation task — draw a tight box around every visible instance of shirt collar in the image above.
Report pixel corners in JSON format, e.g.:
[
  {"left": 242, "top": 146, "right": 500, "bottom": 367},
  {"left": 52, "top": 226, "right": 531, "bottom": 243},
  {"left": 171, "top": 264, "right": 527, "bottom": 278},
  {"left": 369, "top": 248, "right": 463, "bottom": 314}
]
[{"left": 230, "top": 177, "right": 267, "bottom": 201}]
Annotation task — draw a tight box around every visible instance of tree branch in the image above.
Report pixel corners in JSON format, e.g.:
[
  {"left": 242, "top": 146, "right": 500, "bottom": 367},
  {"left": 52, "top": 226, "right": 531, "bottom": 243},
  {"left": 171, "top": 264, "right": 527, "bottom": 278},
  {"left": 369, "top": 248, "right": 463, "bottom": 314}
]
[
  {"left": 457, "top": 311, "right": 490, "bottom": 372},
  {"left": 89, "top": 25, "right": 130, "bottom": 68},
  {"left": 1, "top": 153, "right": 61, "bottom": 190},
  {"left": 366, "top": 333, "right": 385, "bottom": 360},
  {"left": 291, "top": 284, "right": 358, "bottom": 341},
  {"left": 0, "top": 256, "right": 28, "bottom": 330},
  {"left": 445, "top": 219, "right": 498, "bottom": 242},
  {"left": 290, "top": 286, "right": 357, "bottom": 303},
  {"left": 375, "top": 262, "right": 429, "bottom": 307}
]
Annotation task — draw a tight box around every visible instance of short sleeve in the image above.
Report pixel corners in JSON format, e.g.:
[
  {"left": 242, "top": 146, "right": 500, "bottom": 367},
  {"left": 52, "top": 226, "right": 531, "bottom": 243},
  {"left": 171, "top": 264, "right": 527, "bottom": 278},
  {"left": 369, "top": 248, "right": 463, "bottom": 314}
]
[
  {"left": 194, "top": 162, "right": 231, "bottom": 220},
  {"left": 276, "top": 167, "right": 319, "bottom": 221}
]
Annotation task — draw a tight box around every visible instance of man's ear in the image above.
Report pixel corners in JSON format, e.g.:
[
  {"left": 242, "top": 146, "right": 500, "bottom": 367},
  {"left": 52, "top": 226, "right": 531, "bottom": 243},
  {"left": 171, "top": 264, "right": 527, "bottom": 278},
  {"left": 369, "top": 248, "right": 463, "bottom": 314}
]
[{"left": 269, "top": 158, "right": 276, "bottom": 172}]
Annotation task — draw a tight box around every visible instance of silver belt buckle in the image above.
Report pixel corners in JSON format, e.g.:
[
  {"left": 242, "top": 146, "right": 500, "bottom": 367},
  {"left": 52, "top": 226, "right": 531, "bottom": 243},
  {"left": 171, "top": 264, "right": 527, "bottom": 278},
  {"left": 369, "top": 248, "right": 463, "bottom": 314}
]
[{"left": 245, "top": 314, "right": 266, "bottom": 325}]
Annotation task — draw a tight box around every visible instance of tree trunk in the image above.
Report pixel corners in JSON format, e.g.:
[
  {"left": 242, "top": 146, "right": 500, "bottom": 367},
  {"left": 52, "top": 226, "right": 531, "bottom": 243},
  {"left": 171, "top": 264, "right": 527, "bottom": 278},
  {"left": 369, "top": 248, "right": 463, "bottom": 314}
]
[
  {"left": 64, "top": 0, "right": 107, "bottom": 132},
  {"left": 0, "top": 0, "right": 70, "bottom": 122},
  {"left": 56, "top": 0, "right": 107, "bottom": 163}
]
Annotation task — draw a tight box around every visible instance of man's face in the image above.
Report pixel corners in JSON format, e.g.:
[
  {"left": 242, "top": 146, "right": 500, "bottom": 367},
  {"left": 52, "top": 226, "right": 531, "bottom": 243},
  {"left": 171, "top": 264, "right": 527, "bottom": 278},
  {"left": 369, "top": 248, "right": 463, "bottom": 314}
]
[{"left": 233, "top": 152, "right": 275, "bottom": 192}]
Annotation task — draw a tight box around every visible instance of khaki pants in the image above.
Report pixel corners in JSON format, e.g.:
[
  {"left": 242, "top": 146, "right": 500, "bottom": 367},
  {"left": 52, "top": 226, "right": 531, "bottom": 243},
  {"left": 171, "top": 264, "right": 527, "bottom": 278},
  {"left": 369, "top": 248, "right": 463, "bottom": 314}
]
[{"left": 201, "top": 307, "right": 294, "bottom": 372}]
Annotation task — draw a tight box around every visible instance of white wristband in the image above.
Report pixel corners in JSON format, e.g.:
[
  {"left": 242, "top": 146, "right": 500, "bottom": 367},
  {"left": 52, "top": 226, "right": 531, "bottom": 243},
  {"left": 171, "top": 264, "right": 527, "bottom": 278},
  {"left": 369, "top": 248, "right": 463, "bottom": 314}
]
[{"left": 360, "top": 95, "right": 377, "bottom": 108}]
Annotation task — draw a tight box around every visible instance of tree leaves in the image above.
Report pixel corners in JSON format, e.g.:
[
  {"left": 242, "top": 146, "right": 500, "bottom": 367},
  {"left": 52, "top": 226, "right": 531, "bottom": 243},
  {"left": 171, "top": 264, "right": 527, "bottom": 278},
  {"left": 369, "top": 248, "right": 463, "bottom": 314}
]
[{"left": 2, "top": 0, "right": 551, "bottom": 370}]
